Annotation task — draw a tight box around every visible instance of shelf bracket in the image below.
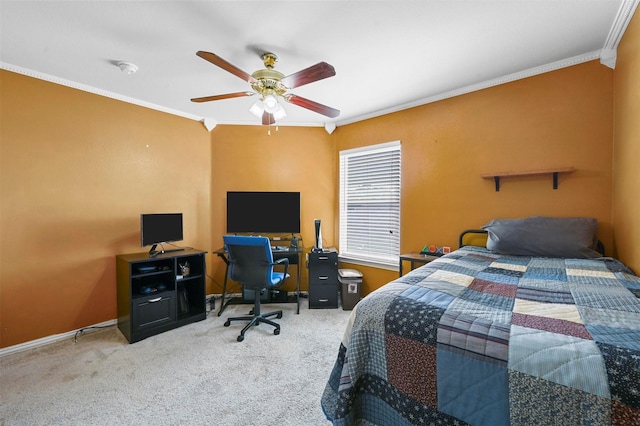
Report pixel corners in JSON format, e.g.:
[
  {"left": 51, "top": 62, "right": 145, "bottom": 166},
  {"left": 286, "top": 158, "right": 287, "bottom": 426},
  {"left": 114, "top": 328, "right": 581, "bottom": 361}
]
[
  {"left": 494, "top": 176, "right": 501, "bottom": 192},
  {"left": 552, "top": 172, "right": 559, "bottom": 189}
]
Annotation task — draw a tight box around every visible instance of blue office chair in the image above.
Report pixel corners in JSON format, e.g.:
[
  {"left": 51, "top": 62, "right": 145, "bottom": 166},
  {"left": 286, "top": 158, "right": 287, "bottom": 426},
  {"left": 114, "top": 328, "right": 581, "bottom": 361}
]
[{"left": 222, "top": 235, "right": 290, "bottom": 342}]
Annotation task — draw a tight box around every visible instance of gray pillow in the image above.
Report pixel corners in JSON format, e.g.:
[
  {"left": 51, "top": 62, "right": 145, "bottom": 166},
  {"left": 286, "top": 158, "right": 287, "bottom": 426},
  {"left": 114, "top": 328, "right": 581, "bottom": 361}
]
[{"left": 482, "top": 216, "right": 601, "bottom": 258}]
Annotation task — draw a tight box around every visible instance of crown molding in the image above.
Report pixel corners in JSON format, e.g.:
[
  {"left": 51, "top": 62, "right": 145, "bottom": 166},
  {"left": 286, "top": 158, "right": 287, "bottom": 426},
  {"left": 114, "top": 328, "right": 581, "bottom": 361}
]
[
  {"left": 339, "top": 0, "right": 639, "bottom": 125},
  {"left": 0, "top": 62, "right": 204, "bottom": 122},
  {"left": 0, "top": 47, "right": 612, "bottom": 130},
  {"left": 600, "top": 0, "right": 640, "bottom": 68},
  {"left": 336, "top": 50, "right": 601, "bottom": 126},
  {"left": 4, "top": 0, "right": 637, "bottom": 128},
  {"left": 1, "top": 62, "right": 325, "bottom": 128}
]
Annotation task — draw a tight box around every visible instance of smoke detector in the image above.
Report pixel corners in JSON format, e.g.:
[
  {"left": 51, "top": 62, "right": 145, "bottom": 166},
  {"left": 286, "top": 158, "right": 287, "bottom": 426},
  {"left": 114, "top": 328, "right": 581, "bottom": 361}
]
[{"left": 117, "top": 61, "right": 138, "bottom": 75}]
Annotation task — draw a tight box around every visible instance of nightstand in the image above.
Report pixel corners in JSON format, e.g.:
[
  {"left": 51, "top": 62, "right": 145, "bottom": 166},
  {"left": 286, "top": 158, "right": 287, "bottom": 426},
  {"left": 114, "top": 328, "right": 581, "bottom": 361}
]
[{"left": 398, "top": 253, "right": 440, "bottom": 276}]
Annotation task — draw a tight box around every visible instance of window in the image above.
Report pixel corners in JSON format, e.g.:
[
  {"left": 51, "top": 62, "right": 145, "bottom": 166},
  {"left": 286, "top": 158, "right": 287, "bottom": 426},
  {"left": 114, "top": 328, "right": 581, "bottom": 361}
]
[{"left": 339, "top": 141, "right": 401, "bottom": 268}]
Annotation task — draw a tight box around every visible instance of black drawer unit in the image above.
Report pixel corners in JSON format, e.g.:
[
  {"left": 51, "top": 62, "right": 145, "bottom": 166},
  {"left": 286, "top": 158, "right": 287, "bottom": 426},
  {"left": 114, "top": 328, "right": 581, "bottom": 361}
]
[
  {"left": 132, "top": 292, "right": 176, "bottom": 332},
  {"left": 308, "top": 249, "right": 338, "bottom": 308}
]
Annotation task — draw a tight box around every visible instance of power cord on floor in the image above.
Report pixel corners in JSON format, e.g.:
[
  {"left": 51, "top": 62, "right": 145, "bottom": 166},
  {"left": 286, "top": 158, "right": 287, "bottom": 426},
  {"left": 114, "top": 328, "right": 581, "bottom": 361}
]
[{"left": 73, "top": 324, "right": 115, "bottom": 343}]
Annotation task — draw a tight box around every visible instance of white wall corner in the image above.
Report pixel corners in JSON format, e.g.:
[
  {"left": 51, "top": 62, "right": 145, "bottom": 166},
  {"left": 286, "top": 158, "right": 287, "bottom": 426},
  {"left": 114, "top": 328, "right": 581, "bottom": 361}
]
[
  {"left": 202, "top": 118, "right": 217, "bottom": 132},
  {"left": 600, "top": 48, "right": 617, "bottom": 69},
  {"left": 324, "top": 122, "right": 337, "bottom": 135}
]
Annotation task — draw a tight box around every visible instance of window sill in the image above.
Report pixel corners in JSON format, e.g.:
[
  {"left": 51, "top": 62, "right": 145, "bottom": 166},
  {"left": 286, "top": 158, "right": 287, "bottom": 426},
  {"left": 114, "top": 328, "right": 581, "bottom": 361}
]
[{"left": 337, "top": 254, "right": 398, "bottom": 272}]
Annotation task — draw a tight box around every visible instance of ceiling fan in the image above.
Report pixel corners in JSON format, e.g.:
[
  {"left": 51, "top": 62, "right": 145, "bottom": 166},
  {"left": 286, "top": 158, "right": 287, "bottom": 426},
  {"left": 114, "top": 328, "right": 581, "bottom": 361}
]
[{"left": 191, "top": 51, "right": 340, "bottom": 125}]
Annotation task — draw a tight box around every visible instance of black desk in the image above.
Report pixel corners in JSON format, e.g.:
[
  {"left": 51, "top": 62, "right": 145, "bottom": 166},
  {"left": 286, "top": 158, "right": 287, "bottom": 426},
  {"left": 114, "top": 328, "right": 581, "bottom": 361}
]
[{"left": 215, "top": 247, "right": 302, "bottom": 315}]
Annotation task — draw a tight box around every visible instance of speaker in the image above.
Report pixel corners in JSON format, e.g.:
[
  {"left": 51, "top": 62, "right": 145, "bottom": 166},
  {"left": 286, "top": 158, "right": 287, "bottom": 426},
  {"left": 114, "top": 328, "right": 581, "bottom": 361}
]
[{"left": 313, "top": 219, "right": 323, "bottom": 252}]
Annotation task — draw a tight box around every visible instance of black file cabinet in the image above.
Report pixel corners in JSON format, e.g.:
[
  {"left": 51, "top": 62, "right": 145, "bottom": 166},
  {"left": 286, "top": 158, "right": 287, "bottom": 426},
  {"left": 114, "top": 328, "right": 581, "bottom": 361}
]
[{"left": 308, "top": 249, "right": 338, "bottom": 308}]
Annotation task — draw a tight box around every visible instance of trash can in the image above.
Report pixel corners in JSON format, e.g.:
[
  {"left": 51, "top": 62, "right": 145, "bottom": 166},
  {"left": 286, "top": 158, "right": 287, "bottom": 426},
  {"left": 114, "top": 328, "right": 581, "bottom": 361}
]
[{"left": 338, "top": 269, "right": 363, "bottom": 310}]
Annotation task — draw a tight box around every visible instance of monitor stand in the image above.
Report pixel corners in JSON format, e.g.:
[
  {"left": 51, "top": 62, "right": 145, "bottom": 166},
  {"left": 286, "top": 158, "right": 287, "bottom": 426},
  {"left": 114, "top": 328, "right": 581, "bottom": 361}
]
[{"left": 149, "top": 244, "right": 184, "bottom": 257}]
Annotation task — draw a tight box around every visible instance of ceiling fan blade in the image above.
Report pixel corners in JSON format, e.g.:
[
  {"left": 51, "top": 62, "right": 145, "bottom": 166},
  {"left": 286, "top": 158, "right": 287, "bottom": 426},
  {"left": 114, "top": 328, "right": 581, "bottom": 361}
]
[
  {"left": 191, "top": 91, "right": 254, "bottom": 103},
  {"left": 284, "top": 94, "right": 340, "bottom": 118},
  {"left": 196, "top": 51, "right": 258, "bottom": 84},
  {"left": 280, "top": 62, "right": 336, "bottom": 89},
  {"left": 262, "top": 111, "right": 275, "bottom": 125}
]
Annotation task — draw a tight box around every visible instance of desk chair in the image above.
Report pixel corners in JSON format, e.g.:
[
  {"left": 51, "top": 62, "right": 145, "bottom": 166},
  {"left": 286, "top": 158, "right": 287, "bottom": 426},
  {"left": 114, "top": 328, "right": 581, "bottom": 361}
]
[{"left": 222, "top": 235, "right": 290, "bottom": 342}]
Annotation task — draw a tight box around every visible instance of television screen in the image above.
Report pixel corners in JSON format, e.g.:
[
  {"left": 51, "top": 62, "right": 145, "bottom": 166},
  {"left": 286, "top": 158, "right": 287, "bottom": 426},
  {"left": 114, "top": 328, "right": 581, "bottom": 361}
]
[
  {"left": 227, "top": 192, "right": 300, "bottom": 233},
  {"left": 140, "top": 213, "right": 184, "bottom": 247}
]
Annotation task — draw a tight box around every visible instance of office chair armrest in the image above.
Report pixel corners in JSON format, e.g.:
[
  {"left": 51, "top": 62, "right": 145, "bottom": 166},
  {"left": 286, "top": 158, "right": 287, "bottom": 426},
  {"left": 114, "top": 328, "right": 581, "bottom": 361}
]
[{"left": 273, "top": 257, "right": 289, "bottom": 276}]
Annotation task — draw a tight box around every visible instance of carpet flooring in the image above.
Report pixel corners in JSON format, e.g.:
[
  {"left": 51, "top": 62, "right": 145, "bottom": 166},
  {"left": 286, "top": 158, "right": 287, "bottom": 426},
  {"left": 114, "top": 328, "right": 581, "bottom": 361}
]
[{"left": 0, "top": 299, "right": 352, "bottom": 426}]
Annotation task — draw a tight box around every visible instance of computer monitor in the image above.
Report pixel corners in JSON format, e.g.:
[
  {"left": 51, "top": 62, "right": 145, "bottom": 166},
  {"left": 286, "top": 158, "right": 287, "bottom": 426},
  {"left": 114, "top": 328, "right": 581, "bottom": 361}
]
[
  {"left": 226, "top": 191, "right": 300, "bottom": 234},
  {"left": 140, "top": 213, "right": 183, "bottom": 247}
]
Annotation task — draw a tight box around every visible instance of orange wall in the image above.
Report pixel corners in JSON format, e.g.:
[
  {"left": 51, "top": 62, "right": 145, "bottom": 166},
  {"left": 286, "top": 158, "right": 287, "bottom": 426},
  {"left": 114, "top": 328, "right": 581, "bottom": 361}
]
[
  {"left": 208, "top": 125, "right": 335, "bottom": 293},
  {"left": 335, "top": 61, "right": 615, "bottom": 293},
  {"left": 0, "top": 71, "right": 212, "bottom": 348},
  {"left": 3, "top": 37, "right": 637, "bottom": 348},
  {"left": 613, "top": 9, "right": 640, "bottom": 274}
]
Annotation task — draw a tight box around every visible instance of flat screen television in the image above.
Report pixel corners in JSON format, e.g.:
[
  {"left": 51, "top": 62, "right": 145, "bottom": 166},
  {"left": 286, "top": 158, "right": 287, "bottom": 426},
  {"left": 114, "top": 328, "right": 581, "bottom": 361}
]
[
  {"left": 140, "top": 213, "right": 184, "bottom": 247},
  {"left": 226, "top": 191, "right": 300, "bottom": 234}
]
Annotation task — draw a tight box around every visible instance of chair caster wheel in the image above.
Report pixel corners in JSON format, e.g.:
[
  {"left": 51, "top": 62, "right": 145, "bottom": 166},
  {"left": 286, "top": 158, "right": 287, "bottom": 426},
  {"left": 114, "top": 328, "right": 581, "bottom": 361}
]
[
  {"left": 274, "top": 329, "right": 280, "bottom": 335},
  {"left": 237, "top": 335, "right": 244, "bottom": 342},
  {"left": 224, "top": 320, "right": 230, "bottom": 327}
]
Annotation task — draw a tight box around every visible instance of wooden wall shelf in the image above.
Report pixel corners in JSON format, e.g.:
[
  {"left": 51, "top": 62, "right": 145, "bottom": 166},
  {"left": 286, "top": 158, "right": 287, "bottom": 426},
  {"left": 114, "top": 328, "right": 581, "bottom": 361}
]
[{"left": 481, "top": 167, "right": 575, "bottom": 191}]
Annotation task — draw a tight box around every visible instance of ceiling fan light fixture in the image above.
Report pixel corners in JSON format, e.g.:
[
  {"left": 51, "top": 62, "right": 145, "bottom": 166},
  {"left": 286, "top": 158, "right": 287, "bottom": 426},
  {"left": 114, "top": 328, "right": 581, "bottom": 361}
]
[
  {"left": 263, "top": 94, "right": 279, "bottom": 113},
  {"left": 249, "top": 99, "right": 264, "bottom": 118},
  {"left": 273, "top": 104, "right": 287, "bottom": 121}
]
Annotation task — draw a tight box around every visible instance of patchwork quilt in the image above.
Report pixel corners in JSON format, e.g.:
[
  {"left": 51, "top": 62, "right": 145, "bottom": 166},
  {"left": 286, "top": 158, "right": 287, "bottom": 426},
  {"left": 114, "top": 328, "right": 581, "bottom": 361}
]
[{"left": 321, "top": 246, "right": 640, "bottom": 425}]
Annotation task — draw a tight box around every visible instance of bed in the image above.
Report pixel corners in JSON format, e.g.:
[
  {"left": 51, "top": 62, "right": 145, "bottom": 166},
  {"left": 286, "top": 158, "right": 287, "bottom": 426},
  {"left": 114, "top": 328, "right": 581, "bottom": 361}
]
[{"left": 321, "top": 217, "right": 640, "bottom": 425}]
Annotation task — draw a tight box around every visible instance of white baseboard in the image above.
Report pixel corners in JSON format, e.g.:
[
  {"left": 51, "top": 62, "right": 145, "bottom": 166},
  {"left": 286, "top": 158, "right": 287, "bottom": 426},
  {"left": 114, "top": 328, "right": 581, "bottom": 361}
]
[
  {"left": 0, "top": 319, "right": 117, "bottom": 358},
  {"left": 1, "top": 294, "right": 257, "bottom": 357}
]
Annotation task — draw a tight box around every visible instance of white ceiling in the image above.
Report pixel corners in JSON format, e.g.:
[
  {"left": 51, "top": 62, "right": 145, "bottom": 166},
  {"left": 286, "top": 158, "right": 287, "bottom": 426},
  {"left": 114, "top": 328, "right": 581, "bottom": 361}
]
[{"left": 1, "top": 1, "right": 638, "bottom": 129}]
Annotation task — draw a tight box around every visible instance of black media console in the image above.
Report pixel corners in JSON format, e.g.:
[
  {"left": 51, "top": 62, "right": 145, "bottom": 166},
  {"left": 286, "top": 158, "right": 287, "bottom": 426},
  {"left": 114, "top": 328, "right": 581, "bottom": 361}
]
[{"left": 116, "top": 248, "right": 207, "bottom": 343}]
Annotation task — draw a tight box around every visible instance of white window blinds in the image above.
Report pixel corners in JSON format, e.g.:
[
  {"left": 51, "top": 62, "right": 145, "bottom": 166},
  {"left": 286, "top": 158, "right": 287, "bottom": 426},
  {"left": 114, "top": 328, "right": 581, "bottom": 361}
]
[{"left": 339, "top": 141, "right": 401, "bottom": 267}]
